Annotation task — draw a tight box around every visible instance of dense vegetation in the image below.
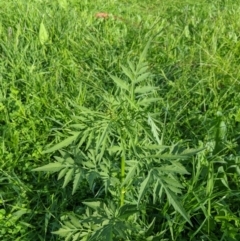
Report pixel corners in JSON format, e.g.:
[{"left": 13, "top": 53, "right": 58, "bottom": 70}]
[{"left": 1, "top": 0, "right": 240, "bottom": 240}]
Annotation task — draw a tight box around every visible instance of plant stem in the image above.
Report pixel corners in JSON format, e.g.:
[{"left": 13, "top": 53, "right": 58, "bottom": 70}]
[{"left": 120, "top": 154, "right": 125, "bottom": 206}]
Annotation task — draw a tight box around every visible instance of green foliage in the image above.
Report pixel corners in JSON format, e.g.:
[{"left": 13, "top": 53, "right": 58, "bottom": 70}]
[
  {"left": 1, "top": 0, "right": 240, "bottom": 240},
  {"left": 33, "top": 42, "right": 204, "bottom": 240}
]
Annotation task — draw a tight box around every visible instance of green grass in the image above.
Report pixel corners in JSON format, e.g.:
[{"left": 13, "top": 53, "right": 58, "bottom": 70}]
[{"left": 0, "top": 0, "right": 240, "bottom": 240}]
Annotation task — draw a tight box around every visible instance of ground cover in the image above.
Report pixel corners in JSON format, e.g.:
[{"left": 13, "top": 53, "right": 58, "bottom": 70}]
[{"left": 0, "top": 0, "right": 240, "bottom": 240}]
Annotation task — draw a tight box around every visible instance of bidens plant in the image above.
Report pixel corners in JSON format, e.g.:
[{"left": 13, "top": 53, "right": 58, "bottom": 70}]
[{"left": 32, "top": 40, "right": 202, "bottom": 241}]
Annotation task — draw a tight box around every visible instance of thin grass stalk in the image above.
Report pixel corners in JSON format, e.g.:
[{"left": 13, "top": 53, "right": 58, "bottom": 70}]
[{"left": 120, "top": 154, "right": 125, "bottom": 206}]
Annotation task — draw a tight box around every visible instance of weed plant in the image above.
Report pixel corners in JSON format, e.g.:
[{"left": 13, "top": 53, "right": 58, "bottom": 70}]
[{"left": 0, "top": 0, "right": 240, "bottom": 240}]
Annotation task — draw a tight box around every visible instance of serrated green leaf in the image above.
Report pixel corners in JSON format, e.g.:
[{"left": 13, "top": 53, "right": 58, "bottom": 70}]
[
  {"left": 137, "top": 64, "right": 149, "bottom": 76},
  {"left": 43, "top": 132, "right": 80, "bottom": 153},
  {"left": 64, "top": 221, "right": 76, "bottom": 229},
  {"left": 72, "top": 171, "right": 82, "bottom": 195},
  {"left": 58, "top": 167, "right": 69, "bottom": 180},
  {"left": 108, "top": 145, "right": 122, "bottom": 154},
  {"left": 145, "top": 218, "right": 156, "bottom": 236},
  {"left": 121, "top": 65, "right": 134, "bottom": 81},
  {"left": 181, "top": 147, "right": 205, "bottom": 156},
  {"left": 52, "top": 228, "right": 70, "bottom": 236},
  {"left": 153, "top": 180, "right": 161, "bottom": 204},
  {"left": 88, "top": 224, "right": 113, "bottom": 241},
  {"left": 117, "top": 204, "right": 138, "bottom": 219},
  {"left": 172, "top": 161, "right": 190, "bottom": 174},
  {"left": 70, "top": 124, "right": 85, "bottom": 130},
  {"left": 134, "top": 86, "right": 157, "bottom": 94},
  {"left": 72, "top": 232, "right": 81, "bottom": 241},
  {"left": 121, "top": 164, "right": 137, "bottom": 187},
  {"left": 87, "top": 171, "right": 100, "bottom": 190},
  {"left": 68, "top": 214, "right": 81, "bottom": 228},
  {"left": 113, "top": 221, "right": 128, "bottom": 239},
  {"left": 109, "top": 74, "right": 129, "bottom": 91},
  {"left": 146, "top": 153, "right": 192, "bottom": 160},
  {"left": 164, "top": 186, "right": 192, "bottom": 226},
  {"left": 134, "top": 72, "right": 151, "bottom": 84},
  {"left": 127, "top": 59, "right": 135, "bottom": 74},
  {"left": 82, "top": 201, "right": 102, "bottom": 211},
  {"left": 148, "top": 114, "right": 161, "bottom": 145},
  {"left": 81, "top": 215, "right": 106, "bottom": 225},
  {"left": 165, "top": 184, "right": 182, "bottom": 194},
  {"left": 32, "top": 162, "right": 64, "bottom": 172},
  {"left": 138, "top": 98, "right": 162, "bottom": 106},
  {"left": 96, "top": 124, "right": 109, "bottom": 153},
  {"left": 54, "top": 156, "right": 65, "bottom": 163},
  {"left": 158, "top": 164, "right": 189, "bottom": 175},
  {"left": 39, "top": 22, "right": 49, "bottom": 45},
  {"left": 138, "top": 170, "right": 153, "bottom": 207},
  {"left": 105, "top": 224, "right": 113, "bottom": 241},
  {"left": 85, "top": 130, "right": 94, "bottom": 150},
  {"left": 88, "top": 226, "right": 103, "bottom": 241},
  {"left": 12, "top": 209, "right": 30, "bottom": 219},
  {"left": 146, "top": 233, "right": 165, "bottom": 241},
  {"left": 62, "top": 168, "right": 74, "bottom": 188},
  {"left": 78, "top": 130, "right": 90, "bottom": 148},
  {"left": 65, "top": 156, "right": 75, "bottom": 165},
  {"left": 137, "top": 38, "right": 152, "bottom": 71},
  {"left": 65, "top": 232, "right": 73, "bottom": 241}
]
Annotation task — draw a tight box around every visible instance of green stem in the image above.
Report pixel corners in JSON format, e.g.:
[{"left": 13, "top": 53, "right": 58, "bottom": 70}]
[{"left": 120, "top": 153, "right": 125, "bottom": 206}]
